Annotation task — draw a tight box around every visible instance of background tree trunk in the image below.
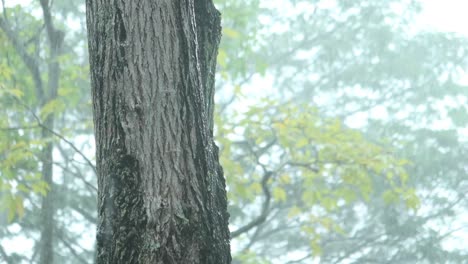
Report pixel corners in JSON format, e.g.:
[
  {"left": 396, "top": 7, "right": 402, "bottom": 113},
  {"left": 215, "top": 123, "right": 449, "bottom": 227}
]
[
  {"left": 38, "top": 1, "right": 64, "bottom": 263},
  {"left": 86, "top": 1, "right": 231, "bottom": 263}
]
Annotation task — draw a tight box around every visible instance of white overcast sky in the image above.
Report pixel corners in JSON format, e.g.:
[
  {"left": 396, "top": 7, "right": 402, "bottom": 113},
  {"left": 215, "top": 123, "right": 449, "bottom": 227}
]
[
  {"left": 418, "top": 0, "right": 468, "bottom": 36},
  {"left": 2, "top": 0, "right": 468, "bottom": 36},
  {"left": 0, "top": 0, "right": 467, "bottom": 39}
]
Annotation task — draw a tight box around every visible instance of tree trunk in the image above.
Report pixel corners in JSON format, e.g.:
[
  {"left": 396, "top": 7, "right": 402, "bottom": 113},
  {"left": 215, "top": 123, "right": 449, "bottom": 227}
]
[
  {"left": 38, "top": 118, "right": 55, "bottom": 264},
  {"left": 38, "top": 2, "right": 64, "bottom": 263},
  {"left": 86, "top": 1, "right": 231, "bottom": 263},
  {"left": 38, "top": 33, "right": 64, "bottom": 264}
]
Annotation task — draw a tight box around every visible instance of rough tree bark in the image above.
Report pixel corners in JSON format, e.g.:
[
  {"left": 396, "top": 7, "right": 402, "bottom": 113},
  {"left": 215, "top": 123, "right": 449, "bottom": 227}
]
[{"left": 86, "top": 1, "right": 231, "bottom": 263}]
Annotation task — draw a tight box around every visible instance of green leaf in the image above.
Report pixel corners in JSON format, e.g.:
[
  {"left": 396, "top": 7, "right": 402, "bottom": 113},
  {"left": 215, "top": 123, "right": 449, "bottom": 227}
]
[
  {"left": 40, "top": 99, "right": 65, "bottom": 119},
  {"left": 296, "top": 138, "right": 308, "bottom": 148},
  {"left": 250, "top": 182, "right": 262, "bottom": 193},
  {"left": 17, "top": 184, "right": 29, "bottom": 193},
  {"left": 310, "top": 238, "right": 322, "bottom": 256},
  {"left": 382, "top": 190, "right": 399, "bottom": 204},
  {"left": 217, "top": 49, "right": 228, "bottom": 68},
  {"left": 287, "top": 206, "right": 302, "bottom": 218},
  {"left": 223, "top": 28, "right": 241, "bottom": 39},
  {"left": 32, "top": 181, "right": 49, "bottom": 196},
  {"left": 403, "top": 188, "right": 420, "bottom": 211},
  {"left": 279, "top": 174, "right": 291, "bottom": 184},
  {"left": 15, "top": 196, "right": 25, "bottom": 218},
  {"left": 58, "top": 87, "right": 75, "bottom": 97},
  {"left": 7, "top": 207, "right": 15, "bottom": 223},
  {"left": 7, "top": 88, "right": 24, "bottom": 98},
  {"left": 272, "top": 187, "right": 287, "bottom": 202},
  {"left": 321, "top": 197, "right": 337, "bottom": 211}
]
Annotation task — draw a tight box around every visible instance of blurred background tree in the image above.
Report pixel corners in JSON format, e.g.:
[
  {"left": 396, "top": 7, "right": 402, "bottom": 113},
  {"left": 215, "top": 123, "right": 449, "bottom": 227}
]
[{"left": 0, "top": 0, "right": 467, "bottom": 263}]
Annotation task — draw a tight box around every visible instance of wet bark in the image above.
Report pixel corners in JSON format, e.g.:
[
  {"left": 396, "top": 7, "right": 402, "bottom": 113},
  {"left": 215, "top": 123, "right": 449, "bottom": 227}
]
[{"left": 86, "top": 1, "right": 231, "bottom": 263}]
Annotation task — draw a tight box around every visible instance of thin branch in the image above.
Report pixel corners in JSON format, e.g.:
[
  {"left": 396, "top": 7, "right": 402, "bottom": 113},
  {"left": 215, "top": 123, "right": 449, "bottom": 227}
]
[
  {"left": 241, "top": 222, "right": 263, "bottom": 252},
  {"left": 69, "top": 202, "right": 97, "bottom": 224},
  {"left": 331, "top": 233, "right": 385, "bottom": 264},
  {"left": 0, "top": 125, "right": 40, "bottom": 131},
  {"left": 230, "top": 171, "right": 272, "bottom": 238},
  {"left": 39, "top": 0, "right": 64, "bottom": 55},
  {"left": 248, "top": 210, "right": 301, "bottom": 242},
  {"left": 39, "top": 0, "right": 64, "bottom": 103},
  {"left": 0, "top": 245, "right": 12, "bottom": 264},
  {"left": 0, "top": 17, "right": 44, "bottom": 100},
  {"left": 24, "top": 24, "right": 45, "bottom": 48},
  {"left": 56, "top": 233, "right": 89, "bottom": 264},
  {"left": 421, "top": 186, "right": 467, "bottom": 224},
  {"left": 286, "top": 161, "right": 319, "bottom": 173},
  {"left": 14, "top": 98, "right": 97, "bottom": 174},
  {"left": 38, "top": 120, "right": 97, "bottom": 175},
  {"left": 285, "top": 253, "right": 312, "bottom": 264},
  {"left": 71, "top": 163, "right": 97, "bottom": 192},
  {"left": 230, "top": 137, "right": 280, "bottom": 238},
  {"left": 39, "top": 0, "right": 55, "bottom": 44},
  {"left": 53, "top": 161, "right": 97, "bottom": 193},
  {"left": 438, "top": 224, "right": 468, "bottom": 242},
  {"left": 217, "top": 72, "right": 255, "bottom": 114},
  {"left": 1, "top": 0, "right": 6, "bottom": 18}
]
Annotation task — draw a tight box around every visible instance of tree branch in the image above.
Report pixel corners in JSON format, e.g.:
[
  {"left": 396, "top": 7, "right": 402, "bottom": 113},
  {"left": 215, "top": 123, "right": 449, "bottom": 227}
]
[
  {"left": 286, "top": 161, "right": 319, "bottom": 173},
  {"left": 0, "top": 125, "right": 40, "bottom": 131},
  {"left": 285, "top": 253, "right": 312, "bottom": 264},
  {"left": 1, "top": 0, "right": 7, "bottom": 18},
  {"left": 230, "top": 137, "right": 280, "bottom": 238},
  {"left": 53, "top": 161, "right": 97, "bottom": 193},
  {"left": 0, "top": 17, "right": 44, "bottom": 101},
  {"left": 230, "top": 171, "right": 272, "bottom": 238},
  {"left": 14, "top": 98, "right": 97, "bottom": 174},
  {"left": 0, "top": 245, "right": 12, "bottom": 264},
  {"left": 56, "top": 231, "right": 90, "bottom": 264},
  {"left": 37, "top": 119, "right": 97, "bottom": 175},
  {"left": 69, "top": 202, "right": 97, "bottom": 224}
]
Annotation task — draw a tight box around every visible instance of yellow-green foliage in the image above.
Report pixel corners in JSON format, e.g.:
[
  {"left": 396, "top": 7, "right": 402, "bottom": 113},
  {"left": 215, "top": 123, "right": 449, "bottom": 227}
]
[
  {"left": 0, "top": 35, "right": 50, "bottom": 223},
  {"left": 0, "top": 92, "right": 50, "bottom": 223},
  {"left": 0, "top": 5, "right": 90, "bottom": 224},
  {"left": 216, "top": 99, "right": 419, "bottom": 256}
]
